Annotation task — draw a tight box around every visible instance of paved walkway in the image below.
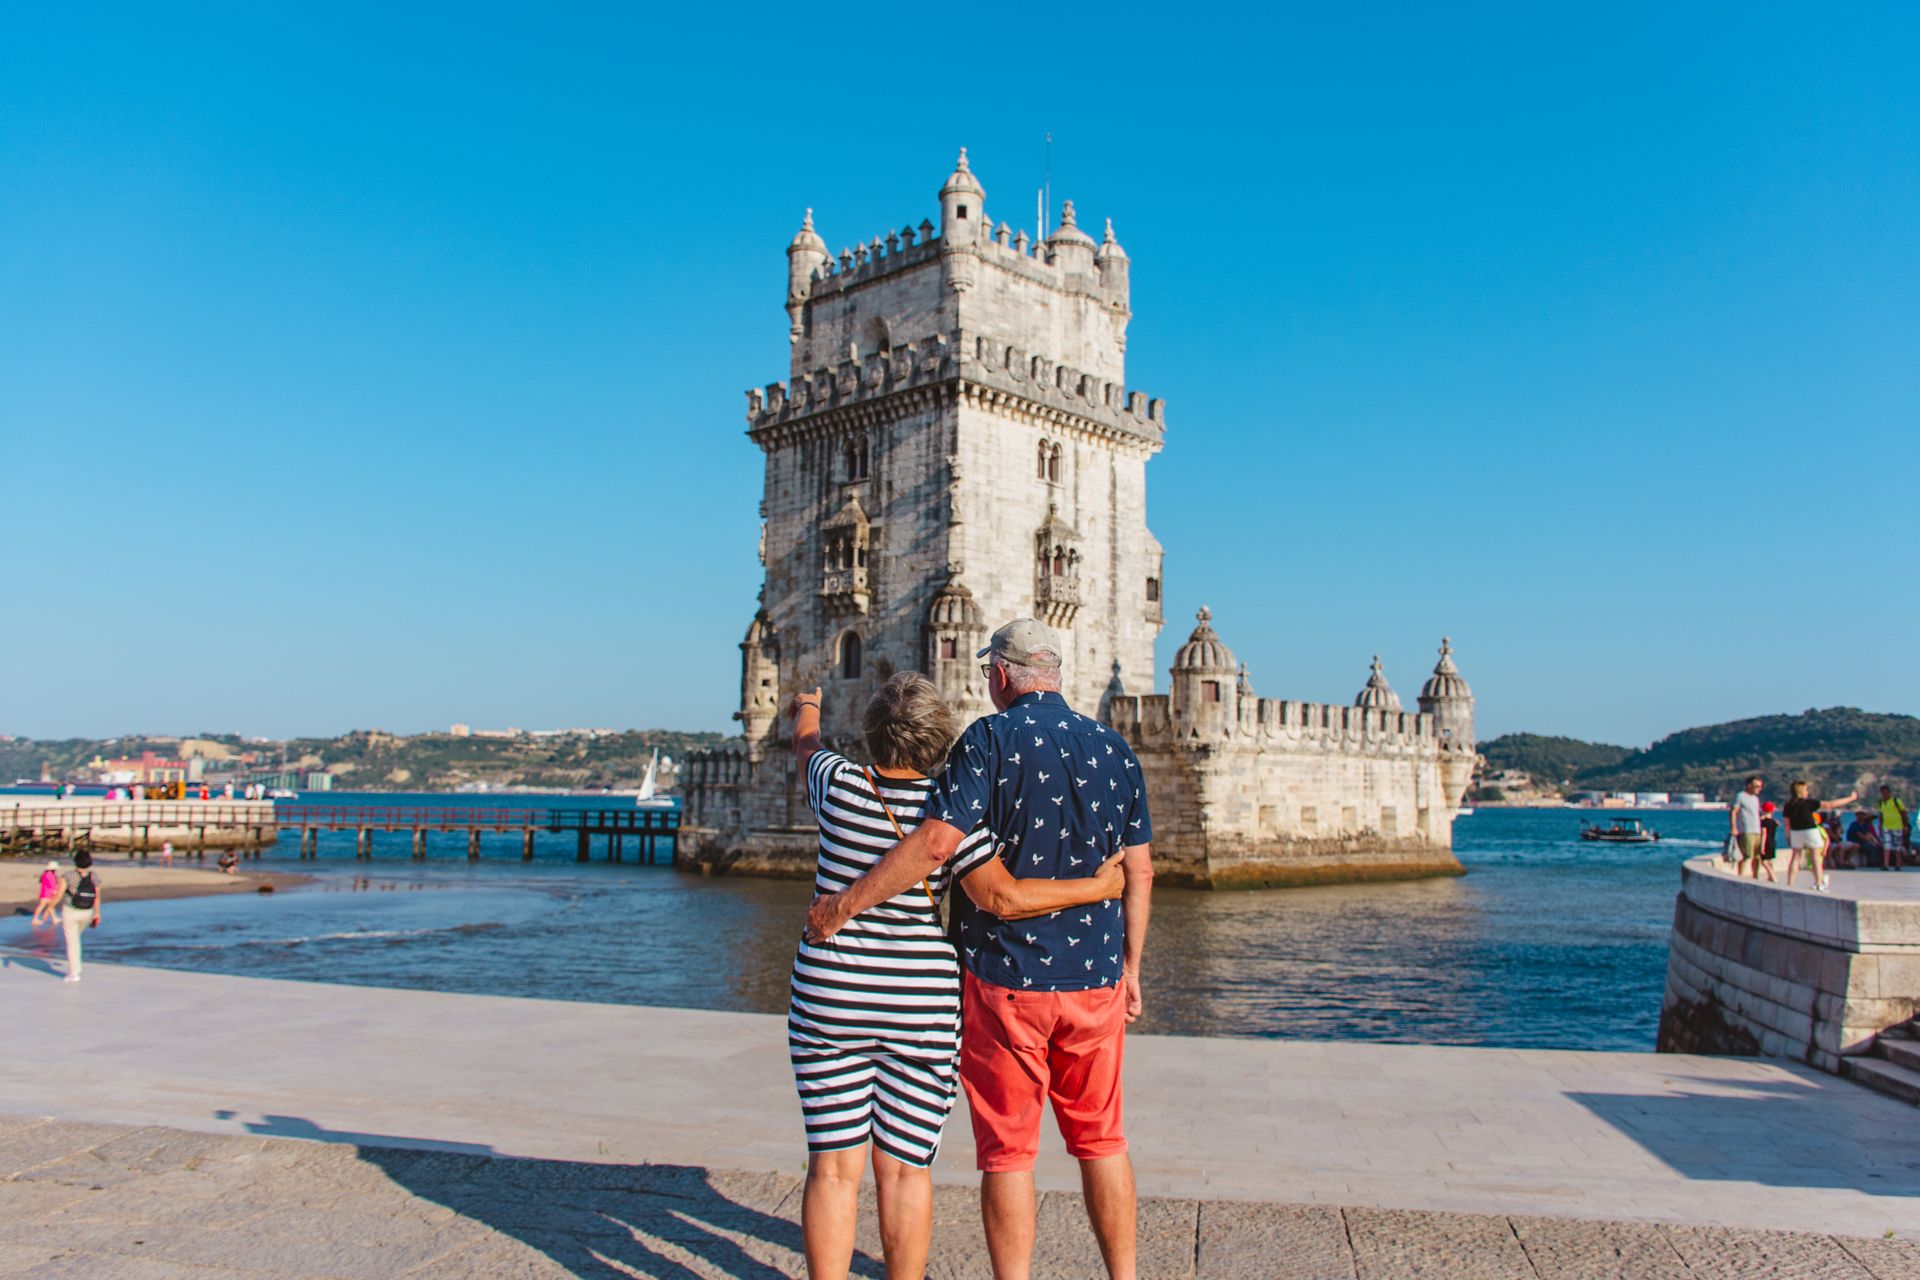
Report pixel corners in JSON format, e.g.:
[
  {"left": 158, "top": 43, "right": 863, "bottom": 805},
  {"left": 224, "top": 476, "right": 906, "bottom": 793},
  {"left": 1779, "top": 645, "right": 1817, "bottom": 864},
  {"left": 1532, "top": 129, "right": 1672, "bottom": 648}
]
[
  {"left": 3, "top": 957, "right": 1920, "bottom": 1274},
  {"left": 3, "top": 1113, "right": 1917, "bottom": 1279}
]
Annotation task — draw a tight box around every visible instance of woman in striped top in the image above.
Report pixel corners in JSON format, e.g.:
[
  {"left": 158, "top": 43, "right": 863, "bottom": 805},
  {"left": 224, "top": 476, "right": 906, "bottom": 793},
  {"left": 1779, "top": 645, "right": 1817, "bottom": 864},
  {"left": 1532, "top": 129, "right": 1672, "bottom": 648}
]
[{"left": 790, "top": 673, "right": 1123, "bottom": 1280}]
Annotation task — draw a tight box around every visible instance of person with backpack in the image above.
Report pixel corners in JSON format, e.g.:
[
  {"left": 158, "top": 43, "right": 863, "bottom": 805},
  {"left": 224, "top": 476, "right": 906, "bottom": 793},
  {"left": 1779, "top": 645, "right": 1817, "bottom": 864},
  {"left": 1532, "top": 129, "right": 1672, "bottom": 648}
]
[{"left": 58, "top": 850, "right": 103, "bottom": 982}]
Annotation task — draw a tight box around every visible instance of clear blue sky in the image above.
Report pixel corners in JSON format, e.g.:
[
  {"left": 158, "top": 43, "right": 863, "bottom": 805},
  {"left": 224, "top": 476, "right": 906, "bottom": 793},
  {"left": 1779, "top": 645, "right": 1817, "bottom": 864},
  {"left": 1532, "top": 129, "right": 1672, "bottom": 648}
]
[{"left": 3, "top": 4, "right": 1915, "bottom": 748}]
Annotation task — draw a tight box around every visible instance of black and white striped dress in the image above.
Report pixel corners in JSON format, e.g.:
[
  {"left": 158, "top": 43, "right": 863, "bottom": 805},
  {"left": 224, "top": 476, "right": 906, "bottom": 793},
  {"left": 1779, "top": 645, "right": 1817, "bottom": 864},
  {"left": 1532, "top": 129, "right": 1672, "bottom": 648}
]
[{"left": 788, "top": 750, "right": 990, "bottom": 1167}]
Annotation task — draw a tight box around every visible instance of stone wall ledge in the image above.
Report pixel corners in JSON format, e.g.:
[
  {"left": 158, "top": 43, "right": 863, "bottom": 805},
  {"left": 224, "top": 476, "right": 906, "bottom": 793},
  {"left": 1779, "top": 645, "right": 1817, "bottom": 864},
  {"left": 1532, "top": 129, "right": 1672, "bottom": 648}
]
[
  {"left": 1678, "top": 857, "right": 1920, "bottom": 952},
  {"left": 1659, "top": 858, "right": 1920, "bottom": 1071}
]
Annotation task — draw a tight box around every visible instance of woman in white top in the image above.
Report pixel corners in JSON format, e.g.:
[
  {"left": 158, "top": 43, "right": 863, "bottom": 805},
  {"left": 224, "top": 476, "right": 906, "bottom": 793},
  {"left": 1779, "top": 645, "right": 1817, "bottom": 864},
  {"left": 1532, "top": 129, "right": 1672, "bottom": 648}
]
[{"left": 788, "top": 674, "right": 1122, "bottom": 1280}]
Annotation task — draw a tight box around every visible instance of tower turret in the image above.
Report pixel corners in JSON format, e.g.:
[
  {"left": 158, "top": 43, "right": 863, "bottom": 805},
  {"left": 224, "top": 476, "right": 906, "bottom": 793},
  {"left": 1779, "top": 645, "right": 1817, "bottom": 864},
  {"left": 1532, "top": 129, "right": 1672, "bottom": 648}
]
[
  {"left": 1095, "top": 217, "right": 1130, "bottom": 304},
  {"left": 1355, "top": 655, "right": 1402, "bottom": 711},
  {"left": 1417, "top": 638, "right": 1476, "bottom": 808},
  {"left": 938, "top": 148, "right": 985, "bottom": 242},
  {"left": 737, "top": 610, "right": 780, "bottom": 742},
  {"left": 924, "top": 569, "right": 987, "bottom": 711},
  {"left": 1047, "top": 200, "right": 1098, "bottom": 277},
  {"left": 1169, "top": 606, "right": 1240, "bottom": 735},
  {"left": 786, "top": 209, "right": 829, "bottom": 344}
]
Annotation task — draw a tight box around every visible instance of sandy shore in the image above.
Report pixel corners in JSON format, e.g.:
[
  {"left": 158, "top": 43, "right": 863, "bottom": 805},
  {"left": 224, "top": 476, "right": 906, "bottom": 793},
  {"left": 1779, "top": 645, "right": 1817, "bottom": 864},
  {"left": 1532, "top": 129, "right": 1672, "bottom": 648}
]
[{"left": 2, "top": 858, "right": 310, "bottom": 911}]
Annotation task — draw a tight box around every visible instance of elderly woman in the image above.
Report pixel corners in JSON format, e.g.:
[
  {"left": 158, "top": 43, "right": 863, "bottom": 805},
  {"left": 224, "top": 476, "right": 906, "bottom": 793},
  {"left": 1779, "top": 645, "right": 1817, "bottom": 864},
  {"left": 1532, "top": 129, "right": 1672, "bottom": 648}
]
[{"left": 788, "top": 673, "right": 1122, "bottom": 1280}]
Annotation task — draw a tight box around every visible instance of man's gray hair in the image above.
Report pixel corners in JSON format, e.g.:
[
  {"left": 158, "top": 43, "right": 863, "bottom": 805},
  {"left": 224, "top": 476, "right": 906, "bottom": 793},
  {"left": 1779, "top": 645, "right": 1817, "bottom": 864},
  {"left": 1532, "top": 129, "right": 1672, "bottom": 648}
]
[{"left": 996, "top": 653, "right": 1062, "bottom": 693}]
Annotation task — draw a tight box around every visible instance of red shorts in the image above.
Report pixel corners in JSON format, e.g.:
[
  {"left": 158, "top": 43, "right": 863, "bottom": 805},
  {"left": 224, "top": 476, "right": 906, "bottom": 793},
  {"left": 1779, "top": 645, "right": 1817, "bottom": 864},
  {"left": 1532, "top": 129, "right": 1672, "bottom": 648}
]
[{"left": 960, "top": 972, "right": 1128, "bottom": 1172}]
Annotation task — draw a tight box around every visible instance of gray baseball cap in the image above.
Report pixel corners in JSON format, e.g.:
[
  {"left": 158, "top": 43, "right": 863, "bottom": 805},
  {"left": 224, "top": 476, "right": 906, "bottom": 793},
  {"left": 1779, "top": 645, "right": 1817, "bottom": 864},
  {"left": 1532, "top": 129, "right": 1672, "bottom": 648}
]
[{"left": 978, "top": 618, "right": 1063, "bottom": 669}]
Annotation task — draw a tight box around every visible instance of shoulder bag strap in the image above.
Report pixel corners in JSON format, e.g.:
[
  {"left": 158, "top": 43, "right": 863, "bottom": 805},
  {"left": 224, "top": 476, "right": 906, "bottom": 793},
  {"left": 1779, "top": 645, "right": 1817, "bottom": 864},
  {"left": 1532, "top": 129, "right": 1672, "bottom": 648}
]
[{"left": 860, "top": 766, "right": 938, "bottom": 908}]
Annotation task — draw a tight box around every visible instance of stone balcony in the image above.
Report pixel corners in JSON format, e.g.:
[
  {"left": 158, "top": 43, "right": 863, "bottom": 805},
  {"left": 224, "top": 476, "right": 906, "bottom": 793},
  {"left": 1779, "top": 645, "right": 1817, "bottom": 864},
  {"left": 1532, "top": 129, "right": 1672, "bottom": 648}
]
[
  {"left": 820, "top": 567, "right": 869, "bottom": 615},
  {"left": 1034, "top": 573, "right": 1081, "bottom": 628}
]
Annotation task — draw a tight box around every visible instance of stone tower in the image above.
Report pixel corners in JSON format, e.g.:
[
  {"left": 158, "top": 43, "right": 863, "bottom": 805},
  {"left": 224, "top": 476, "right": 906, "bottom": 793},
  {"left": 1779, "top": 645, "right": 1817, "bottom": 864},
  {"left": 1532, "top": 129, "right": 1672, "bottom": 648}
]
[{"left": 683, "top": 151, "right": 1169, "bottom": 870}]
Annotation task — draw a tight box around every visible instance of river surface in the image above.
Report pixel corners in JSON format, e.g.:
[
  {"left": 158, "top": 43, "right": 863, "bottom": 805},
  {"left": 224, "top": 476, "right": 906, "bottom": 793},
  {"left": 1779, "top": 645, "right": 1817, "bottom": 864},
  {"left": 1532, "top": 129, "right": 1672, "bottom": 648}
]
[{"left": 1, "top": 794, "right": 1719, "bottom": 1051}]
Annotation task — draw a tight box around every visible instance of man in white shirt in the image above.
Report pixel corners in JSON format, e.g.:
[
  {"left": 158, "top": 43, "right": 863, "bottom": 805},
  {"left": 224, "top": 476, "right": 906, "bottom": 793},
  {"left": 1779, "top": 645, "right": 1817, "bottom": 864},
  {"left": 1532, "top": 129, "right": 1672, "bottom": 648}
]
[{"left": 1730, "top": 775, "right": 1765, "bottom": 876}]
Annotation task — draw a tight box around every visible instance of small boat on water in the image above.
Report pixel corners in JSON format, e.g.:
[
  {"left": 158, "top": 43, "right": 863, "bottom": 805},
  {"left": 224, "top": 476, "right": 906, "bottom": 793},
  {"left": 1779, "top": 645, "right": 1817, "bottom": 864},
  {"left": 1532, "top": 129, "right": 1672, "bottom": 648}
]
[
  {"left": 1580, "top": 819, "right": 1660, "bottom": 844},
  {"left": 266, "top": 788, "right": 297, "bottom": 800},
  {"left": 634, "top": 750, "right": 673, "bottom": 809}
]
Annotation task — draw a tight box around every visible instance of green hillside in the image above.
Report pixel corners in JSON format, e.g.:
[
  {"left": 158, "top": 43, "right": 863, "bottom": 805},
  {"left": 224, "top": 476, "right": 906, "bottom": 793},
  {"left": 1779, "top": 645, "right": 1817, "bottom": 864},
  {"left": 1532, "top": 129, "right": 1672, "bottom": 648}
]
[
  {"left": 1583, "top": 708, "right": 1920, "bottom": 799},
  {"left": 1479, "top": 734, "right": 1633, "bottom": 787},
  {"left": 1483, "top": 708, "right": 1920, "bottom": 800}
]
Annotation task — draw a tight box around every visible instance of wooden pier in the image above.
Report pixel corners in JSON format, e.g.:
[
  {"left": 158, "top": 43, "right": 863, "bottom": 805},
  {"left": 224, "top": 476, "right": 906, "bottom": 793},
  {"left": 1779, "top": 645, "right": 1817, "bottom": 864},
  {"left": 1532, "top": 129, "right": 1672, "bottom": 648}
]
[
  {"left": 1, "top": 801, "right": 678, "bottom": 865},
  {"left": 275, "top": 805, "right": 680, "bottom": 864},
  {"left": 0, "top": 801, "right": 277, "bottom": 858}
]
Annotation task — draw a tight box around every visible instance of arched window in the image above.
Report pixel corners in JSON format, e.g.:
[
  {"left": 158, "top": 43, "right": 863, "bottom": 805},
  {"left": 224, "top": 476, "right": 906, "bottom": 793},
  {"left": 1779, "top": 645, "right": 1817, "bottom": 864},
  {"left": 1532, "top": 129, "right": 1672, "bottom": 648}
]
[
  {"left": 845, "top": 435, "right": 869, "bottom": 482},
  {"left": 859, "top": 316, "right": 891, "bottom": 357},
  {"left": 1046, "top": 444, "right": 1062, "bottom": 483},
  {"left": 1037, "top": 439, "right": 1050, "bottom": 480},
  {"left": 840, "top": 632, "right": 863, "bottom": 680},
  {"left": 1053, "top": 549, "right": 1066, "bottom": 577}
]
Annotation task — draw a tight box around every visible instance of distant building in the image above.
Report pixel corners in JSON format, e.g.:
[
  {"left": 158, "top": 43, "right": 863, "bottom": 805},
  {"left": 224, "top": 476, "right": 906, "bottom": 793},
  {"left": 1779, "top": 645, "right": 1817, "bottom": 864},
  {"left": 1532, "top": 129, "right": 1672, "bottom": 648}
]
[
  {"left": 96, "top": 750, "right": 201, "bottom": 785},
  {"left": 449, "top": 724, "right": 471, "bottom": 738}
]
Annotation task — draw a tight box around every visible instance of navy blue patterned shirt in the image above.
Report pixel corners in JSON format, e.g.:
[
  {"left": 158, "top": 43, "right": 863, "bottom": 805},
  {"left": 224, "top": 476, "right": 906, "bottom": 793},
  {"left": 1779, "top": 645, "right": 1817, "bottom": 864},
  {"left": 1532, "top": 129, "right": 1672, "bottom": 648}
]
[{"left": 933, "top": 691, "right": 1152, "bottom": 992}]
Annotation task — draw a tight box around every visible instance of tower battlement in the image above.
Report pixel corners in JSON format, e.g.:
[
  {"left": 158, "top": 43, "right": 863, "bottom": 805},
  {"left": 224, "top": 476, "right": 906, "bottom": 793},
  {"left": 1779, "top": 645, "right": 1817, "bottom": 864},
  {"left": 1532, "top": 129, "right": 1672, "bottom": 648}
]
[
  {"left": 1106, "top": 694, "right": 1441, "bottom": 754},
  {"left": 744, "top": 331, "right": 1164, "bottom": 447}
]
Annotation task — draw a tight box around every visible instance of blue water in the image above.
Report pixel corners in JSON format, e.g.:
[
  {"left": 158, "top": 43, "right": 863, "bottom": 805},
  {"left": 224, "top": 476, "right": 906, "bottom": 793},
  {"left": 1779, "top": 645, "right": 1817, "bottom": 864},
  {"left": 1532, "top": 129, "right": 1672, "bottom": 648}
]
[{"left": 0, "top": 797, "right": 1718, "bottom": 1051}]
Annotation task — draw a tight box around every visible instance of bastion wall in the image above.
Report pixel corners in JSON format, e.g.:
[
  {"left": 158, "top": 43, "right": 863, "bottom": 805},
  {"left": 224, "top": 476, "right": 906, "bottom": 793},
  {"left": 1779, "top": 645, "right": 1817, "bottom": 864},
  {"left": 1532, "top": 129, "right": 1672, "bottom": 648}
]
[{"left": 1658, "top": 859, "right": 1920, "bottom": 1071}]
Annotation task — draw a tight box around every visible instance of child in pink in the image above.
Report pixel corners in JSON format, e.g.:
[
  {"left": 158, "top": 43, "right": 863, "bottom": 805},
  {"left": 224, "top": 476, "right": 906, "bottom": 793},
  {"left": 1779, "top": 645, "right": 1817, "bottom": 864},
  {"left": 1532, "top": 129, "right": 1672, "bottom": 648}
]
[{"left": 31, "top": 863, "right": 60, "bottom": 927}]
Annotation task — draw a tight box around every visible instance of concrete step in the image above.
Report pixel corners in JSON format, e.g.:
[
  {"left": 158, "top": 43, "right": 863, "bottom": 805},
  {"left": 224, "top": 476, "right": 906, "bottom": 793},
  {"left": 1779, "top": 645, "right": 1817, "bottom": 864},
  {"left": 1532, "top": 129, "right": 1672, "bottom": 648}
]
[
  {"left": 1843, "top": 1055, "right": 1920, "bottom": 1106},
  {"left": 1883, "top": 1039, "right": 1920, "bottom": 1073}
]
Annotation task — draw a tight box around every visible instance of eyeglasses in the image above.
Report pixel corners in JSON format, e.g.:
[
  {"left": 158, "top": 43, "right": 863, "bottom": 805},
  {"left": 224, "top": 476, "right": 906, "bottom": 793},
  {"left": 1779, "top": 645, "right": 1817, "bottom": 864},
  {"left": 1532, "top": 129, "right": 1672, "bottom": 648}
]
[{"left": 979, "top": 662, "right": 995, "bottom": 679}]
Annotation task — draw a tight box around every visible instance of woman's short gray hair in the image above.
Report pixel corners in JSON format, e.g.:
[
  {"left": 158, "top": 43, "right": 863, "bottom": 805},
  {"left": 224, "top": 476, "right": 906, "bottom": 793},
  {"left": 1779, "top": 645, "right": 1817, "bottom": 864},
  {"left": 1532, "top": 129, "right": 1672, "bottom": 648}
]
[{"left": 862, "top": 672, "right": 958, "bottom": 775}]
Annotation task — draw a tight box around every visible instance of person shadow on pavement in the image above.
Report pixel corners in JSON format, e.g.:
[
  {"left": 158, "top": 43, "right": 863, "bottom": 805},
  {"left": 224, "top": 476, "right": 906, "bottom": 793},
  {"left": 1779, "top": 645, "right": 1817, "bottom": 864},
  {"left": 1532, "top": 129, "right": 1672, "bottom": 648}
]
[{"left": 224, "top": 1112, "right": 882, "bottom": 1279}]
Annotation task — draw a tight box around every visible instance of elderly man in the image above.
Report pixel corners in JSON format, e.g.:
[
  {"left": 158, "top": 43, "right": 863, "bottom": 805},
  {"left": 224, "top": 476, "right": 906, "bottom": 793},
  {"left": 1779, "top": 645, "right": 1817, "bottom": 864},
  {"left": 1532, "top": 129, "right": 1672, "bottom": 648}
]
[{"left": 807, "top": 618, "right": 1154, "bottom": 1280}]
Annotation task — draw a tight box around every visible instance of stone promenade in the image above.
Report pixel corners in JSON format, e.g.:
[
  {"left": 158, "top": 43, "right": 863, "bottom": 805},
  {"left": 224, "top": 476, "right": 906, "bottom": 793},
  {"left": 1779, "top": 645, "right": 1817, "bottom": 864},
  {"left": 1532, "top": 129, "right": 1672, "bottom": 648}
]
[
  {"left": 3, "top": 1113, "right": 1918, "bottom": 1279},
  {"left": 4, "top": 958, "right": 1920, "bottom": 1276}
]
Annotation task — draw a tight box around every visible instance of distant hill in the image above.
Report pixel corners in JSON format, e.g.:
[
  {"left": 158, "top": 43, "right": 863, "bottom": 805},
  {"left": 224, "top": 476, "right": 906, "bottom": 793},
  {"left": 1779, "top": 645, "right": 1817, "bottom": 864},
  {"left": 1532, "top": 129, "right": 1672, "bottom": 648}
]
[
  {"left": 0, "top": 728, "right": 733, "bottom": 793},
  {"left": 1482, "top": 708, "right": 1920, "bottom": 801},
  {"left": 1479, "top": 734, "right": 1633, "bottom": 788}
]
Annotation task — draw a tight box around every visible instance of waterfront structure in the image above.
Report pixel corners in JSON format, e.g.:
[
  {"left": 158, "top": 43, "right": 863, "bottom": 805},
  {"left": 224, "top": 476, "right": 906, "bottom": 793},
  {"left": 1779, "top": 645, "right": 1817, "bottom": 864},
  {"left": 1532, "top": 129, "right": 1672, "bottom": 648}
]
[
  {"left": 1658, "top": 857, "right": 1920, "bottom": 1101},
  {"left": 681, "top": 153, "right": 1475, "bottom": 885}
]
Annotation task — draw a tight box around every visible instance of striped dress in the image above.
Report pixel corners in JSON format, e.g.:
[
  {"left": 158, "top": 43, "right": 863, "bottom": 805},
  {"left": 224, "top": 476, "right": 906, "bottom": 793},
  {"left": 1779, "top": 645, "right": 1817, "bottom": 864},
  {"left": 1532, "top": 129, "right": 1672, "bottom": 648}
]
[{"left": 788, "top": 749, "right": 989, "bottom": 1167}]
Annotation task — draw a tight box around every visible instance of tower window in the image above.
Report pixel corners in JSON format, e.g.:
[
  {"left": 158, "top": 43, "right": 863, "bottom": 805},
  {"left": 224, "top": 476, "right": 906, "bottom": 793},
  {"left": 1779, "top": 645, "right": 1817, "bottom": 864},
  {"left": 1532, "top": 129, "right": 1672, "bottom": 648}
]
[
  {"left": 1202, "top": 680, "right": 1222, "bottom": 703},
  {"left": 1145, "top": 576, "right": 1160, "bottom": 603},
  {"left": 939, "top": 637, "right": 958, "bottom": 661},
  {"left": 840, "top": 632, "right": 863, "bottom": 680},
  {"left": 1046, "top": 444, "right": 1062, "bottom": 483},
  {"left": 1037, "top": 439, "right": 1050, "bottom": 480},
  {"left": 957, "top": 204, "right": 969, "bottom": 219},
  {"left": 844, "top": 435, "right": 870, "bottom": 481}
]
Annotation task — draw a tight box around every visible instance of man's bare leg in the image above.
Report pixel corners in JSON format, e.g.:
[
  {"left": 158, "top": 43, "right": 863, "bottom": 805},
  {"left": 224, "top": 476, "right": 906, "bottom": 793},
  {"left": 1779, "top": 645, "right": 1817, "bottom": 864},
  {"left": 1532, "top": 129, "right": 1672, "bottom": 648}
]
[
  {"left": 1080, "top": 1153, "right": 1137, "bottom": 1280},
  {"left": 981, "top": 1170, "right": 1037, "bottom": 1280}
]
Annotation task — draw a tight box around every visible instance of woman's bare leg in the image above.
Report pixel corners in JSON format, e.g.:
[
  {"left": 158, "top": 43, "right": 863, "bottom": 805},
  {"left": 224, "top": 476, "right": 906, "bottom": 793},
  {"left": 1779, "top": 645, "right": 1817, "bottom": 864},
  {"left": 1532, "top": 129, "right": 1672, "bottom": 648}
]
[
  {"left": 803, "top": 1146, "right": 867, "bottom": 1280},
  {"left": 871, "top": 1149, "right": 933, "bottom": 1280}
]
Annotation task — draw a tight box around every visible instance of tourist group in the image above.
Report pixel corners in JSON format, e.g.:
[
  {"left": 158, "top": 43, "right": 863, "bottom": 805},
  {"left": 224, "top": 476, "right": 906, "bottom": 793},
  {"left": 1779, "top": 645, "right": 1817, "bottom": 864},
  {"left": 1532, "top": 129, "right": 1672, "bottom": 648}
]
[
  {"left": 1727, "top": 773, "right": 1912, "bottom": 889},
  {"left": 792, "top": 616, "right": 1153, "bottom": 1280}
]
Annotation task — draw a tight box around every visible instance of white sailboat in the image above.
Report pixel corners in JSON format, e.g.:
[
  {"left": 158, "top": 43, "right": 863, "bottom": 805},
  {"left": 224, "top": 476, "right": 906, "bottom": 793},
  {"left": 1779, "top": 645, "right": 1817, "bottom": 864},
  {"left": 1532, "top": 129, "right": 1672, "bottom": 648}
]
[{"left": 634, "top": 750, "right": 674, "bottom": 809}]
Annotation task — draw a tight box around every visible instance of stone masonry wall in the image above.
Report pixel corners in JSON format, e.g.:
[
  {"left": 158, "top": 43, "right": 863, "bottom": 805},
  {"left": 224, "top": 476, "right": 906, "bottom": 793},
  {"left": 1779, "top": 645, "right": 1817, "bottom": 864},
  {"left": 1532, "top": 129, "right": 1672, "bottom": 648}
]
[{"left": 1657, "top": 860, "right": 1920, "bottom": 1072}]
